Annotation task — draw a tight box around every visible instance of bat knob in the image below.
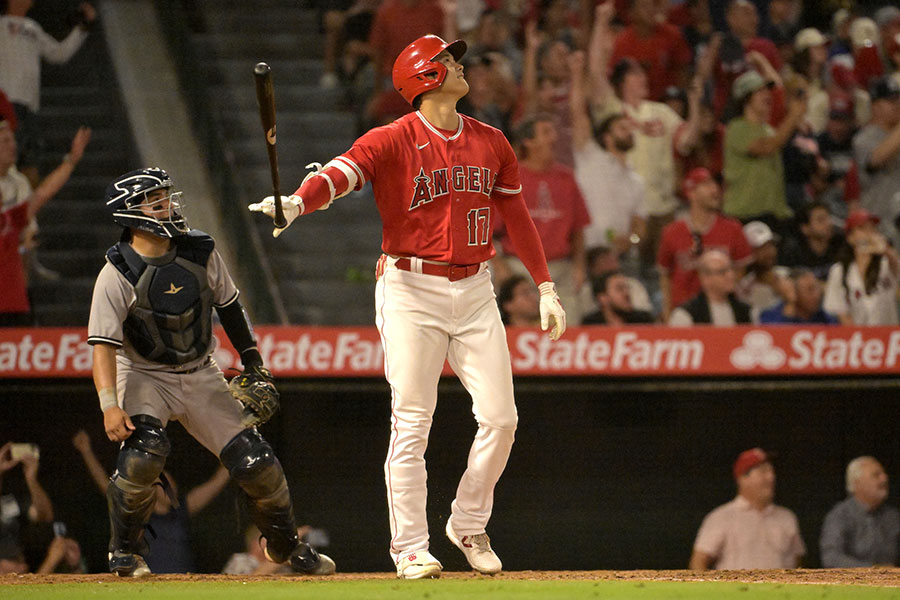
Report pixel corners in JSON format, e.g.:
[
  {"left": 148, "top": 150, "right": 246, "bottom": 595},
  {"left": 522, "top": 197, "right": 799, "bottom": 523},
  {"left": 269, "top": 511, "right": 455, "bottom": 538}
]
[{"left": 254, "top": 62, "right": 270, "bottom": 76}]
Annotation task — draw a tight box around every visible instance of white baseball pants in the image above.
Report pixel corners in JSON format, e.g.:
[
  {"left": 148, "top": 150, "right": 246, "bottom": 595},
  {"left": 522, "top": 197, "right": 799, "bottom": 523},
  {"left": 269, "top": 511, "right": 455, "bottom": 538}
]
[{"left": 375, "top": 258, "right": 518, "bottom": 563}]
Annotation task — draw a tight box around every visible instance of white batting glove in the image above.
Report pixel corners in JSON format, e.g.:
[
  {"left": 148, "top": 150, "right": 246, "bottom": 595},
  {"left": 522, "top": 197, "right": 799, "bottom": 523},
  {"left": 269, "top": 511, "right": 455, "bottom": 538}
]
[
  {"left": 538, "top": 281, "right": 566, "bottom": 341},
  {"left": 248, "top": 195, "right": 304, "bottom": 238}
]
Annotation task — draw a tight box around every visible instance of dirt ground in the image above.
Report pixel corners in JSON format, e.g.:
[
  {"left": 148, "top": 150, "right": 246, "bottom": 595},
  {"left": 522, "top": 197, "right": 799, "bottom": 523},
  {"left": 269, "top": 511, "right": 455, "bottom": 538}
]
[{"left": 4, "top": 568, "right": 900, "bottom": 586}]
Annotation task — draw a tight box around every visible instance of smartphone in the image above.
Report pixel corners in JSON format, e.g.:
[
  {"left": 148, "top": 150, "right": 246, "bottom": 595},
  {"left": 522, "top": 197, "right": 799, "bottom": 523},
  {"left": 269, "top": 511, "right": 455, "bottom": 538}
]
[
  {"left": 9, "top": 443, "right": 40, "bottom": 461},
  {"left": 53, "top": 521, "right": 68, "bottom": 538}
]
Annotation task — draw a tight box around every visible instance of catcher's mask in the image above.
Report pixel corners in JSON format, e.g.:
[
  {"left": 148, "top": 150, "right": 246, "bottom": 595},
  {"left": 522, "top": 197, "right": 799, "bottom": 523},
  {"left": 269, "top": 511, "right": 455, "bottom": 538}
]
[{"left": 105, "top": 168, "right": 189, "bottom": 238}]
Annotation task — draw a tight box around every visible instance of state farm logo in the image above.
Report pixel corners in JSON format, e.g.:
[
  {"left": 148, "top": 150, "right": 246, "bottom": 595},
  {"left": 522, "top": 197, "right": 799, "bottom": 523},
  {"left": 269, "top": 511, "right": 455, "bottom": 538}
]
[{"left": 730, "top": 330, "right": 786, "bottom": 370}]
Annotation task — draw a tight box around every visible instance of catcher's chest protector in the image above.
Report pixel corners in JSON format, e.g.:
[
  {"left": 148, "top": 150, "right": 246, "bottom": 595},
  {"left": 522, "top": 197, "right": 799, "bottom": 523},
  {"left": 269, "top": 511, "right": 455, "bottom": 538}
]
[{"left": 107, "top": 231, "right": 215, "bottom": 365}]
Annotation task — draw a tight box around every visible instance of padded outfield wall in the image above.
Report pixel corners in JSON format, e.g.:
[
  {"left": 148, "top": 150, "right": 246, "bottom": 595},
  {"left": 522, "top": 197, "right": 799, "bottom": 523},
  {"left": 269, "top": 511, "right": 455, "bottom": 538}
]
[{"left": 3, "top": 370, "right": 900, "bottom": 574}]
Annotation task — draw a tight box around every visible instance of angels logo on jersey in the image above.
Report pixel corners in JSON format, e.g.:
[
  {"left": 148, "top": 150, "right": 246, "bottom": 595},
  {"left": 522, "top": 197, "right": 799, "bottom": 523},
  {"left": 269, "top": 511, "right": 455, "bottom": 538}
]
[{"left": 409, "top": 165, "right": 498, "bottom": 211}]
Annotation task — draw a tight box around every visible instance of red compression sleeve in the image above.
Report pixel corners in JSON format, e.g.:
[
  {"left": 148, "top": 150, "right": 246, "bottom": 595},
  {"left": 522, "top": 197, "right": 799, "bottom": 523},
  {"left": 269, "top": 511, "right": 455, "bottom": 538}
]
[
  {"left": 292, "top": 164, "right": 351, "bottom": 213},
  {"left": 494, "top": 192, "right": 552, "bottom": 285}
]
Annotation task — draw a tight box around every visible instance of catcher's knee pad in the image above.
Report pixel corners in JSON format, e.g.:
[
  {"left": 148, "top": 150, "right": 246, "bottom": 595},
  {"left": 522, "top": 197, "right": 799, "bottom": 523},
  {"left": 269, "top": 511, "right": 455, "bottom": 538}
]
[
  {"left": 115, "top": 414, "right": 170, "bottom": 488},
  {"left": 220, "top": 428, "right": 286, "bottom": 498}
]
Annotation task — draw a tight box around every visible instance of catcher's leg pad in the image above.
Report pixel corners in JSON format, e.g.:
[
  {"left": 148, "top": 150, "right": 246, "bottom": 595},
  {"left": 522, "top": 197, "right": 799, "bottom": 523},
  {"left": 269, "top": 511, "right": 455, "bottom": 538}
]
[
  {"left": 220, "top": 428, "right": 298, "bottom": 562},
  {"left": 107, "top": 415, "right": 170, "bottom": 555}
]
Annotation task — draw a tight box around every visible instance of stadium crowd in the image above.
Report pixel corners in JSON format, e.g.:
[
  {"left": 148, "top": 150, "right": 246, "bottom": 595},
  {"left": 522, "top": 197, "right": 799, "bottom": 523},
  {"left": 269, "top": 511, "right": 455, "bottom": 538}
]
[{"left": 319, "top": 0, "right": 900, "bottom": 328}]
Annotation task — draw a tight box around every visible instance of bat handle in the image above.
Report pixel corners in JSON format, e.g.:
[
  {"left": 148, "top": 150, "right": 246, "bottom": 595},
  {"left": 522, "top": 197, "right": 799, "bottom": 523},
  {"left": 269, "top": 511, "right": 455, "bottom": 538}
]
[{"left": 272, "top": 187, "right": 287, "bottom": 228}]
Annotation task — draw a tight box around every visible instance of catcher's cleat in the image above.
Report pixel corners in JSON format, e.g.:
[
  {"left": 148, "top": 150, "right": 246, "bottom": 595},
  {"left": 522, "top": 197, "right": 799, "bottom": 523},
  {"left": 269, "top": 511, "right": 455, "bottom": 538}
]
[
  {"left": 396, "top": 550, "right": 442, "bottom": 579},
  {"left": 109, "top": 550, "right": 151, "bottom": 578},
  {"left": 446, "top": 520, "right": 502, "bottom": 575},
  {"left": 264, "top": 542, "right": 336, "bottom": 575}
]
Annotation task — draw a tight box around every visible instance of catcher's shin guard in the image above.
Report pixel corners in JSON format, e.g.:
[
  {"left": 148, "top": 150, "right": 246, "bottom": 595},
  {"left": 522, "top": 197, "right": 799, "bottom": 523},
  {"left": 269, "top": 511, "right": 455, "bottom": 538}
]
[
  {"left": 107, "top": 415, "right": 170, "bottom": 558},
  {"left": 220, "top": 428, "right": 298, "bottom": 562}
]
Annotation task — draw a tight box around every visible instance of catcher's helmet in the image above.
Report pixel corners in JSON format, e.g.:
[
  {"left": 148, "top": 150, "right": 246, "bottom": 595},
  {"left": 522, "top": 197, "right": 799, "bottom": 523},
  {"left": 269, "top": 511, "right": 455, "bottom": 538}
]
[
  {"left": 392, "top": 34, "right": 467, "bottom": 105},
  {"left": 105, "top": 168, "right": 189, "bottom": 238}
]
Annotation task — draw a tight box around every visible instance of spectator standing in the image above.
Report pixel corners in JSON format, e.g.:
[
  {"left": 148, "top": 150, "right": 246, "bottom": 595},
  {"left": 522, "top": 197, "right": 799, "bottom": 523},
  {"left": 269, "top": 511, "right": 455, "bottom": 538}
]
[
  {"left": 588, "top": 2, "right": 684, "bottom": 272},
  {"left": 712, "top": 0, "right": 782, "bottom": 120},
  {"left": 657, "top": 167, "right": 752, "bottom": 320},
  {"left": 582, "top": 270, "right": 655, "bottom": 325},
  {"left": 737, "top": 220, "right": 787, "bottom": 313},
  {"left": 0, "top": 0, "right": 95, "bottom": 182},
  {"left": 690, "top": 448, "right": 806, "bottom": 570},
  {"left": 493, "top": 114, "right": 590, "bottom": 324},
  {"left": 722, "top": 69, "right": 805, "bottom": 228},
  {"left": 569, "top": 50, "right": 645, "bottom": 266},
  {"left": 609, "top": 0, "right": 693, "bottom": 101},
  {"left": 668, "top": 248, "right": 754, "bottom": 326},
  {"left": 778, "top": 201, "right": 844, "bottom": 281},
  {"left": 0, "top": 121, "right": 90, "bottom": 325},
  {"left": 852, "top": 76, "right": 900, "bottom": 250},
  {"left": 759, "top": 267, "right": 838, "bottom": 324},
  {"left": 823, "top": 209, "right": 900, "bottom": 325},
  {"left": 814, "top": 92, "right": 858, "bottom": 218},
  {"left": 820, "top": 456, "right": 900, "bottom": 568}
]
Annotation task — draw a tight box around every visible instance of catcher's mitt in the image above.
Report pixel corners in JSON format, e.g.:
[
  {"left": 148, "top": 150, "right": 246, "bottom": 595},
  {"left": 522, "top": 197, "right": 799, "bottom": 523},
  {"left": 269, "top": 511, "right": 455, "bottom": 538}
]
[{"left": 229, "top": 365, "right": 280, "bottom": 427}]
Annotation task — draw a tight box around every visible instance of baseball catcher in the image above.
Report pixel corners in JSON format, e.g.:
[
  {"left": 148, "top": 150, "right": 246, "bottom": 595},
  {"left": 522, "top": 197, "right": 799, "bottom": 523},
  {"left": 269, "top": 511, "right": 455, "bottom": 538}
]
[{"left": 88, "top": 168, "right": 335, "bottom": 577}]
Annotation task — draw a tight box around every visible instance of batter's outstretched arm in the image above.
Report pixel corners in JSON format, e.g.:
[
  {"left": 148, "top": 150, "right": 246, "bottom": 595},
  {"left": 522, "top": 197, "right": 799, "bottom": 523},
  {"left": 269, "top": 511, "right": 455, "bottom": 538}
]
[{"left": 249, "top": 158, "right": 356, "bottom": 237}]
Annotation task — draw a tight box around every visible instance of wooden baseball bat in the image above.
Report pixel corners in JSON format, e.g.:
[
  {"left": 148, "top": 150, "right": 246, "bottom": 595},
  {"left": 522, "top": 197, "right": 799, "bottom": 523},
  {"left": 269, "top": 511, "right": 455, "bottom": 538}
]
[{"left": 253, "top": 62, "right": 286, "bottom": 228}]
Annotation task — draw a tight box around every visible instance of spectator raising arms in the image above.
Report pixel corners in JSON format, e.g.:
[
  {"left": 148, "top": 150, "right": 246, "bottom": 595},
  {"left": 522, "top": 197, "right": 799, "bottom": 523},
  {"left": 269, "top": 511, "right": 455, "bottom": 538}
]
[
  {"left": 0, "top": 0, "right": 95, "bottom": 183},
  {"left": 0, "top": 120, "right": 90, "bottom": 326}
]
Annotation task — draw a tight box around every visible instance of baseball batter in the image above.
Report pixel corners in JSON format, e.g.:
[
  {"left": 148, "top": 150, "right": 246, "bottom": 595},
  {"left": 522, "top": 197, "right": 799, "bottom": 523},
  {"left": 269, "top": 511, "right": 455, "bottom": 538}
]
[
  {"left": 251, "top": 35, "right": 566, "bottom": 578},
  {"left": 88, "top": 168, "right": 335, "bottom": 577}
]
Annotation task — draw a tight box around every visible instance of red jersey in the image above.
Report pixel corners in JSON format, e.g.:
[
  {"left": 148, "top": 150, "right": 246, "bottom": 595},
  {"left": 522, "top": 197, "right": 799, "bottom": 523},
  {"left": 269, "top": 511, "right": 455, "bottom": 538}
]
[
  {"left": 337, "top": 111, "right": 524, "bottom": 265},
  {"left": 0, "top": 202, "right": 30, "bottom": 313},
  {"left": 495, "top": 163, "right": 590, "bottom": 262},
  {"left": 656, "top": 213, "right": 752, "bottom": 308},
  {"left": 611, "top": 23, "right": 693, "bottom": 101}
]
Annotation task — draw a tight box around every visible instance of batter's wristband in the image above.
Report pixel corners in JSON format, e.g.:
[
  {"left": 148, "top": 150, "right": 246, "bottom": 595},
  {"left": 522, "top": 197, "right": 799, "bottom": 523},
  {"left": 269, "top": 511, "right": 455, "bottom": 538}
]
[{"left": 98, "top": 388, "right": 118, "bottom": 412}]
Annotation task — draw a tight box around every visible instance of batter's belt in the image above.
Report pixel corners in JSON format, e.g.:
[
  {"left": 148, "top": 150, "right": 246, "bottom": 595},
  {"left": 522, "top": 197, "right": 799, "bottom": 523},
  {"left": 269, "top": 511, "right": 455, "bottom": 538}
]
[{"left": 393, "top": 257, "right": 482, "bottom": 282}]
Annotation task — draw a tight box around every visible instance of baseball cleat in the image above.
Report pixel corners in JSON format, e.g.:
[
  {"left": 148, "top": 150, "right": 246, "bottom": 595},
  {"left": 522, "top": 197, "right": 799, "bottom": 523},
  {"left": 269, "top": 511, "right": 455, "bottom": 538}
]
[
  {"left": 264, "top": 542, "right": 336, "bottom": 575},
  {"left": 108, "top": 550, "right": 151, "bottom": 578},
  {"left": 396, "top": 550, "right": 443, "bottom": 579},
  {"left": 445, "top": 520, "right": 502, "bottom": 574}
]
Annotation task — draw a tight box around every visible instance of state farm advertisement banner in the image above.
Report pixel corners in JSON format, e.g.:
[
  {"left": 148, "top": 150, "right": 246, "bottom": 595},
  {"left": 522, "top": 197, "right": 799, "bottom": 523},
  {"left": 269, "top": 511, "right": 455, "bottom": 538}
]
[{"left": 1, "top": 326, "right": 900, "bottom": 378}]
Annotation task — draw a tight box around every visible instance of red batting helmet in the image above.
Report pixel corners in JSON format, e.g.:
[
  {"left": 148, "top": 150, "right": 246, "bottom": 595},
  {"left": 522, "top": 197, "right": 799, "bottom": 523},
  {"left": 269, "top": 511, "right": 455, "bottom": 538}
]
[{"left": 392, "top": 34, "right": 467, "bottom": 105}]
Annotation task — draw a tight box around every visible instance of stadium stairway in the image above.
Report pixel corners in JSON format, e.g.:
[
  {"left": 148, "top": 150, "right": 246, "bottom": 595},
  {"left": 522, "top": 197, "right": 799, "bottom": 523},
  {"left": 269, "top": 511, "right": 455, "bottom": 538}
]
[
  {"left": 29, "top": 19, "right": 137, "bottom": 326},
  {"left": 189, "top": 1, "right": 383, "bottom": 325}
]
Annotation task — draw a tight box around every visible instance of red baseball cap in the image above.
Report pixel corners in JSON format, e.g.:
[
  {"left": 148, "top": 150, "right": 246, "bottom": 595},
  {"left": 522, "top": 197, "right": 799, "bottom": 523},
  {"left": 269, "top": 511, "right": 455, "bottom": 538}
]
[
  {"left": 733, "top": 447, "right": 772, "bottom": 479},
  {"left": 682, "top": 167, "right": 714, "bottom": 196},
  {"left": 844, "top": 209, "right": 880, "bottom": 233}
]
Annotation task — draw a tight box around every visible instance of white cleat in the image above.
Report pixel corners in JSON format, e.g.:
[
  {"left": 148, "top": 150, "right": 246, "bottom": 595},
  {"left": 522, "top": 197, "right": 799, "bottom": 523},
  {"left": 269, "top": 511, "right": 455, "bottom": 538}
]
[
  {"left": 446, "top": 520, "right": 502, "bottom": 575},
  {"left": 396, "top": 550, "right": 443, "bottom": 579}
]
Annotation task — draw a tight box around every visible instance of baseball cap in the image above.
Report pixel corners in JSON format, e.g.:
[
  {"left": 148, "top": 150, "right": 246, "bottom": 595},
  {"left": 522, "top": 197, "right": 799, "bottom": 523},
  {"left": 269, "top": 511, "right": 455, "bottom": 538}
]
[
  {"left": 794, "top": 27, "right": 827, "bottom": 52},
  {"left": 732, "top": 70, "right": 774, "bottom": 100},
  {"left": 681, "top": 167, "right": 714, "bottom": 195},
  {"left": 849, "top": 18, "right": 879, "bottom": 49},
  {"left": 870, "top": 76, "right": 900, "bottom": 102},
  {"left": 828, "top": 90, "right": 854, "bottom": 120},
  {"left": 743, "top": 221, "right": 779, "bottom": 248},
  {"left": 733, "top": 447, "right": 773, "bottom": 479},
  {"left": 844, "top": 208, "right": 881, "bottom": 233},
  {"left": 875, "top": 6, "right": 900, "bottom": 29}
]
